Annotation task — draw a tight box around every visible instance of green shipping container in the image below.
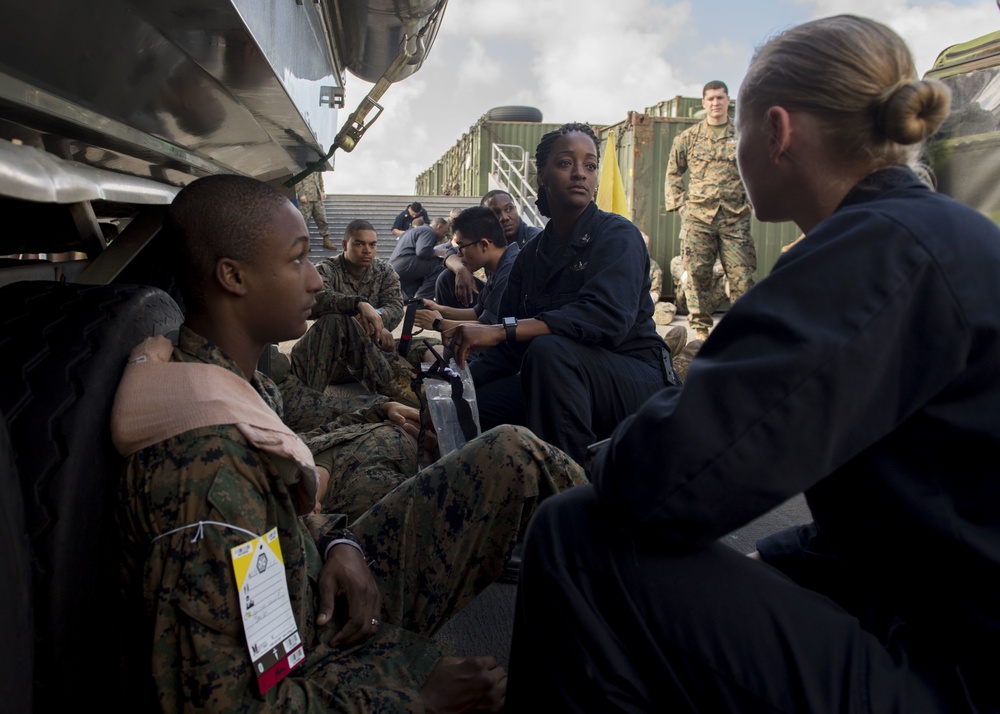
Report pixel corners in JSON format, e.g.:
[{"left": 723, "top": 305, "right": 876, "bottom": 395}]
[
  {"left": 643, "top": 96, "right": 705, "bottom": 119},
  {"left": 600, "top": 111, "right": 800, "bottom": 292},
  {"left": 415, "top": 115, "right": 563, "bottom": 198}
]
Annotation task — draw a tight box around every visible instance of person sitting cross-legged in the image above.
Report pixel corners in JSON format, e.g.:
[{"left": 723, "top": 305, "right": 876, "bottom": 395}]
[{"left": 290, "top": 219, "right": 415, "bottom": 405}]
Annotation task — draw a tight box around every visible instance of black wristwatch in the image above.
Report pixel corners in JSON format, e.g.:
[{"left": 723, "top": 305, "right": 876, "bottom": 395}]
[
  {"left": 316, "top": 528, "right": 366, "bottom": 562},
  {"left": 432, "top": 317, "right": 443, "bottom": 331},
  {"left": 503, "top": 316, "right": 518, "bottom": 343},
  {"left": 351, "top": 295, "right": 369, "bottom": 315}
]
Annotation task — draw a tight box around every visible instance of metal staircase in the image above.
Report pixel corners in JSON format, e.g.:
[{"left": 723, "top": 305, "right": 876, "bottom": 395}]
[
  {"left": 490, "top": 144, "right": 544, "bottom": 228},
  {"left": 303, "top": 194, "right": 481, "bottom": 262}
]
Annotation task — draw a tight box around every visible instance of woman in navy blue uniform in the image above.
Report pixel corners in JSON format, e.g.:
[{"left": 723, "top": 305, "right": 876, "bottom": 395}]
[
  {"left": 507, "top": 15, "right": 1000, "bottom": 713},
  {"left": 447, "top": 123, "right": 674, "bottom": 463}
]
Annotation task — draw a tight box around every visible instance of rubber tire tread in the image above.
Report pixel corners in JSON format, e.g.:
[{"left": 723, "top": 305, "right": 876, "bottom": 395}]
[
  {"left": 0, "top": 281, "right": 182, "bottom": 710},
  {"left": 0, "top": 412, "right": 33, "bottom": 712},
  {"left": 485, "top": 105, "right": 543, "bottom": 122}
]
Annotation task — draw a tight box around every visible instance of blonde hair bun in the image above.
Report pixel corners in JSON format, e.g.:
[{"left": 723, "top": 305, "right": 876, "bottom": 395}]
[{"left": 881, "top": 79, "right": 951, "bottom": 145}]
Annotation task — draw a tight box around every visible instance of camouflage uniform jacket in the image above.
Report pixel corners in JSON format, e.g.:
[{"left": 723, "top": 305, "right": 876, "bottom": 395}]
[
  {"left": 118, "top": 326, "right": 439, "bottom": 712},
  {"left": 297, "top": 172, "right": 325, "bottom": 203},
  {"left": 312, "top": 255, "right": 404, "bottom": 332},
  {"left": 664, "top": 120, "right": 750, "bottom": 225},
  {"left": 649, "top": 258, "right": 663, "bottom": 303}
]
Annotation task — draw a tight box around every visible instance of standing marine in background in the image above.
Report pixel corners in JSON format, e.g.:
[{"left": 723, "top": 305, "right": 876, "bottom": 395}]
[
  {"left": 665, "top": 80, "right": 755, "bottom": 340},
  {"left": 296, "top": 172, "right": 332, "bottom": 250}
]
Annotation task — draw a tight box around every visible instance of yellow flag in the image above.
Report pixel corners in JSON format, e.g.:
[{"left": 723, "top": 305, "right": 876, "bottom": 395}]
[{"left": 596, "top": 129, "right": 628, "bottom": 217}]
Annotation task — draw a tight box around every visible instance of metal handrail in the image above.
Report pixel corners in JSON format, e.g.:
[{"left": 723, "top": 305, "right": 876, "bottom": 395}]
[{"left": 491, "top": 143, "right": 543, "bottom": 227}]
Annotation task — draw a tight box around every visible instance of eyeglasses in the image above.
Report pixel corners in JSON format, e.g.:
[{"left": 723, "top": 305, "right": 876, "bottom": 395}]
[{"left": 455, "top": 240, "right": 480, "bottom": 255}]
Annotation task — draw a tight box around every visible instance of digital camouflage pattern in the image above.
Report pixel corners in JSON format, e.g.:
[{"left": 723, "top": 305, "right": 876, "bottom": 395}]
[
  {"left": 201, "top": 328, "right": 415, "bottom": 519},
  {"left": 680, "top": 218, "right": 755, "bottom": 336},
  {"left": 653, "top": 301, "right": 677, "bottom": 326},
  {"left": 650, "top": 258, "right": 674, "bottom": 324},
  {"left": 669, "top": 255, "right": 728, "bottom": 318},
  {"left": 665, "top": 121, "right": 755, "bottom": 336},
  {"left": 118, "top": 326, "right": 588, "bottom": 713},
  {"left": 312, "top": 255, "right": 405, "bottom": 331},
  {"left": 664, "top": 120, "right": 749, "bottom": 224},
  {"left": 291, "top": 255, "right": 404, "bottom": 394},
  {"left": 269, "top": 365, "right": 417, "bottom": 522},
  {"left": 649, "top": 257, "right": 664, "bottom": 304},
  {"left": 297, "top": 173, "right": 329, "bottom": 240}
]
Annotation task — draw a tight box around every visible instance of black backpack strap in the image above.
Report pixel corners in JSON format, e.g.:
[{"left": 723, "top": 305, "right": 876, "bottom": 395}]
[
  {"left": 398, "top": 298, "right": 422, "bottom": 358},
  {"left": 421, "top": 341, "right": 479, "bottom": 444}
]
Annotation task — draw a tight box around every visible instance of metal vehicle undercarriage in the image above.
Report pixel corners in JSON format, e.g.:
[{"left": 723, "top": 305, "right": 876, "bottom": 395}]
[{"left": 0, "top": 1, "right": 446, "bottom": 709}]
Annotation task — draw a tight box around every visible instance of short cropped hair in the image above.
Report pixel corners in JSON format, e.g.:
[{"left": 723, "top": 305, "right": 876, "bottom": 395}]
[
  {"left": 480, "top": 189, "right": 513, "bottom": 207},
  {"left": 410, "top": 202, "right": 423, "bottom": 213},
  {"left": 703, "top": 80, "right": 728, "bottom": 96},
  {"left": 166, "top": 174, "right": 289, "bottom": 312},
  {"left": 344, "top": 219, "right": 376, "bottom": 241},
  {"left": 452, "top": 206, "right": 506, "bottom": 247}
]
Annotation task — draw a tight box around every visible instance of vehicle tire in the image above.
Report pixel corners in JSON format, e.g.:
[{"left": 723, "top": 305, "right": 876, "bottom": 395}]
[
  {"left": 0, "top": 412, "right": 33, "bottom": 713},
  {"left": 0, "top": 281, "right": 183, "bottom": 710},
  {"left": 485, "top": 105, "right": 543, "bottom": 123}
]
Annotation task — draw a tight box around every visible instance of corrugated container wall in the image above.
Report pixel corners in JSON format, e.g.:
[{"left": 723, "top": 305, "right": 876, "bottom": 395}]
[
  {"left": 415, "top": 117, "right": 563, "bottom": 197},
  {"left": 644, "top": 96, "right": 705, "bottom": 119},
  {"left": 601, "top": 112, "right": 799, "bottom": 291}
]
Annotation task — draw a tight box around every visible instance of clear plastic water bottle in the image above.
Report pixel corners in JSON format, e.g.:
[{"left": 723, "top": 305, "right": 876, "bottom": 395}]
[{"left": 424, "top": 360, "right": 481, "bottom": 455}]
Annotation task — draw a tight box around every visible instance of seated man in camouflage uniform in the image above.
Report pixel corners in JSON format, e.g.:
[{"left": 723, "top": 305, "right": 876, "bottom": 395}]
[
  {"left": 290, "top": 219, "right": 415, "bottom": 405},
  {"left": 114, "top": 175, "right": 587, "bottom": 712}
]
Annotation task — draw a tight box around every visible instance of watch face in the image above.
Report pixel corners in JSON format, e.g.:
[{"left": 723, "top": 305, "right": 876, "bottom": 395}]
[{"left": 503, "top": 317, "right": 516, "bottom": 327}]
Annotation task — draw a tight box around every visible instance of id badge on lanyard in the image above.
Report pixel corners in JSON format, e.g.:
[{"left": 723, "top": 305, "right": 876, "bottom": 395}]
[{"left": 231, "top": 528, "right": 305, "bottom": 695}]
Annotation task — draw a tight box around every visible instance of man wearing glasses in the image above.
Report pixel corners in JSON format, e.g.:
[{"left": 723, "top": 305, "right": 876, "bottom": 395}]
[
  {"left": 415, "top": 206, "right": 518, "bottom": 334},
  {"left": 435, "top": 191, "right": 541, "bottom": 309}
]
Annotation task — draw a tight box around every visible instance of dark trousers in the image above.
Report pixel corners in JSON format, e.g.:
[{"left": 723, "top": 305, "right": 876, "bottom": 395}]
[
  {"left": 507, "top": 485, "right": 964, "bottom": 713},
  {"left": 391, "top": 256, "right": 444, "bottom": 300},
  {"left": 472, "top": 335, "right": 667, "bottom": 464},
  {"left": 434, "top": 269, "right": 485, "bottom": 309}
]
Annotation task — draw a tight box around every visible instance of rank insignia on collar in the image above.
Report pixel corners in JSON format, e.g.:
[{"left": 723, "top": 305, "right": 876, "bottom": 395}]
[{"left": 570, "top": 261, "right": 587, "bottom": 271}]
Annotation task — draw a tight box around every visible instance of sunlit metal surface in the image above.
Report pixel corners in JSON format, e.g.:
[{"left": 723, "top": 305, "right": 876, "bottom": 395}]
[
  {"left": 329, "top": 0, "right": 446, "bottom": 83},
  {"left": 0, "top": 0, "right": 342, "bottom": 185},
  {"left": 0, "top": 139, "right": 179, "bottom": 204}
]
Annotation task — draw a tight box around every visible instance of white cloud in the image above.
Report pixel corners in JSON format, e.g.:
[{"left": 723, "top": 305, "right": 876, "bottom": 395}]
[
  {"left": 529, "top": 2, "right": 694, "bottom": 122},
  {"left": 456, "top": 39, "right": 505, "bottom": 87},
  {"left": 324, "top": 0, "right": 996, "bottom": 195},
  {"left": 797, "top": 0, "right": 999, "bottom": 74}
]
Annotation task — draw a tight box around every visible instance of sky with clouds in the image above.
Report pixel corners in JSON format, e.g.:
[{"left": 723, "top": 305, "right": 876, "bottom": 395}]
[{"left": 323, "top": 0, "right": 999, "bottom": 195}]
